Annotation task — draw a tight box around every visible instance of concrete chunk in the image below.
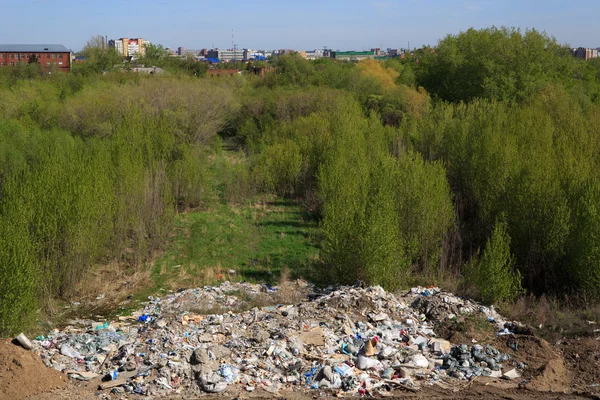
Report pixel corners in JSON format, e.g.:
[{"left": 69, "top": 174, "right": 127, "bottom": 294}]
[{"left": 503, "top": 368, "right": 521, "bottom": 380}]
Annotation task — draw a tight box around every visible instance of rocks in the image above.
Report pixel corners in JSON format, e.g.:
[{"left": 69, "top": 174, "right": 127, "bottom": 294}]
[
  {"left": 190, "top": 348, "right": 209, "bottom": 365},
  {"left": 430, "top": 338, "right": 451, "bottom": 355},
  {"left": 30, "top": 281, "right": 519, "bottom": 397},
  {"left": 503, "top": 368, "right": 521, "bottom": 380}
]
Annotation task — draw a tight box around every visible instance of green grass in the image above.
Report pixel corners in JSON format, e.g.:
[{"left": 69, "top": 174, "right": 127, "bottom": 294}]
[{"left": 149, "top": 199, "right": 320, "bottom": 291}]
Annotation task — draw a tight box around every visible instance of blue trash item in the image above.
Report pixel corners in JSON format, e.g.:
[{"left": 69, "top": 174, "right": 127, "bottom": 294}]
[
  {"left": 303, "top": 365, "right": 320, "bottom": 387},
  {"left": 218, "top": 364, "right": 237, "bottom": 382},
  {"left": 95, "top": 322, "right": 109, "bottom": 330},
  {"left": 111, "top": 370, "right": 119, "bottom": 380},
  {"left": 341, "top": 343, "right": 351, "bottom": 355},
  {"left": 138, "top": 314, "right": 152, "bottom": 323},
  {"left": 334, "top": 363, "right": 354, "bottom": 377}
]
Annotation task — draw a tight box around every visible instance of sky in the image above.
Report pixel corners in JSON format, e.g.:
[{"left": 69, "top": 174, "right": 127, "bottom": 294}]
[{"left": 0, "top": 0, "right": 598, "bottom": 51}]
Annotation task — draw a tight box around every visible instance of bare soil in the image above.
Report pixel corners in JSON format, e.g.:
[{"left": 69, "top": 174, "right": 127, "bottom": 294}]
[{"left": 0, "top": 339, "right": 66, "bottom": 400}]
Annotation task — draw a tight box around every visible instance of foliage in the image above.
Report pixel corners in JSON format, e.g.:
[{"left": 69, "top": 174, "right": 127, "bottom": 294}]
[
  {"left": 141, "top": 43, "right": 170, "bottom": 65},
  {"left": 0, "top": 75, "right": 237, "bottom": 334},
  {"left": 317, "top": 105, "right": 453, "bottom": 289},
  {"left": 416, "top": 27, "right": 599, "bottom": 102},
  {"left": 356, "top": 59, "right": 399, "bottom": 89},
  {"left": 77, "top": 35, "right": 122, "bottom": 75},
  {"left": 136, "top": 45, "right": 208, "bottom": 77},
  {"left": 465, "top": 219, "right": 523, "bottom": 304},
  {"left": 6, "top": 25, "right": 600, "bottom": 334}
]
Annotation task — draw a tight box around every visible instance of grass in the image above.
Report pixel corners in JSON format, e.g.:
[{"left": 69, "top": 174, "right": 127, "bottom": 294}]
[
  {"left": 147, "top": 198, "right": 320, "bottom": 293},
  {"left": 44, "top": 197, "right": 319, "bottom": 328}
]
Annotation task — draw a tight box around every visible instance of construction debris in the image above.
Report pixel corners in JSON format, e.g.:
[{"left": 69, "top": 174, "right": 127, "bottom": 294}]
[{"left": 31, "top": 281, "right": 523, "bottom": 397}]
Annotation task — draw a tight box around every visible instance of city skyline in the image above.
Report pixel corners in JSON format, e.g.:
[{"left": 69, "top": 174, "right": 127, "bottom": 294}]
[{"left": 0, "top": 0, "right": 598, "bottom": 51}]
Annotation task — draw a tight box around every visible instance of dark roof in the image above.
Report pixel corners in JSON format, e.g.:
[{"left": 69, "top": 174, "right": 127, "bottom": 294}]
[{"left": 0, "top": 44, "right": 71, "bottom": 53}]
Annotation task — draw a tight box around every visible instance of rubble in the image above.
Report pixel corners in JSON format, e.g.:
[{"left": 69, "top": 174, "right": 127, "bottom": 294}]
[{"left": 31, "top": 281, "right": 524, "bottom": 397}]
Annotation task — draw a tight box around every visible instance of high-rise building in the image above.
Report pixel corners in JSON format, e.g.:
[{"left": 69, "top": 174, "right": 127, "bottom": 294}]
[
  {"left": 178, "top": 47, "right": 185, "bottom": 56},
  {"left": 108, "top": 39, "right": 124, "bottom": 56},
  {"left": 109, "top": 38, "right": 146, "bottom": 58},
  {"left": 127, "top": 38, "right": 145, "bottom": 57}
]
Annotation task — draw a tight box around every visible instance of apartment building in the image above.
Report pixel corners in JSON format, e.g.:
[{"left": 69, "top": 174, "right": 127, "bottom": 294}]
[{"left": 109, "top": 38, "right": 146, "bottom": 58}]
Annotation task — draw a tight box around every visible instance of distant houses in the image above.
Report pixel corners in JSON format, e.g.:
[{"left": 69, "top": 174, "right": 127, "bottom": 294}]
[{"left": 570, "top": 47, "right": 599, "bottom": 61}]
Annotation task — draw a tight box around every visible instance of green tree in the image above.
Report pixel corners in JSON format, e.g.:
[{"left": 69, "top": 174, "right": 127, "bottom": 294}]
[
  {"left": 417, "top": 27, "right": 598, "bottom": 102},
  {"left": 141, "top": 43, "right": 169, "bottom": 65},
  {"left": 79, "top": 35, "right": 121, "bottom": 74},
  {"left": 465, "top": 218, "right": 523, "bottom": 304}
]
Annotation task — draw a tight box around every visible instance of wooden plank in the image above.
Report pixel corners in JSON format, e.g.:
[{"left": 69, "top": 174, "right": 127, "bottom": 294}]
[{"left": 98, "top": 369, "right": 139, "bottom": 390}]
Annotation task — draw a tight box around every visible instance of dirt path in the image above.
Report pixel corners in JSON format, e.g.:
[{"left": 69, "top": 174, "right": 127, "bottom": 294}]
[{"left": 25, "top": 381, "right": 589, "bottom": 400}]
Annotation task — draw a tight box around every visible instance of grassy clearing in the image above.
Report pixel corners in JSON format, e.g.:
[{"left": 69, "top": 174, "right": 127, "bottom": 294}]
[
  {"left": 147, "top": 199, "right": 319, "bottom": 293},
  {"left": 46, "top": 198, "right": 319, "bottom": 328}
]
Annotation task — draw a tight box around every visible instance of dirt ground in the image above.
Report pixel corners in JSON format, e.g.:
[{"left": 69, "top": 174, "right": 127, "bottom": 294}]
[
  {"left": 0, "top": 339, "right": 66, "bottom": 400},
  {"left": 21, "top": 380, "right": 592, "bottom": 400}
]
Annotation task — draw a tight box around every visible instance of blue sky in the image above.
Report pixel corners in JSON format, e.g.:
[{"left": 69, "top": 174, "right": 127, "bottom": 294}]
[{"left": 0, "top": 0, "right": 598, "bottom": 51}]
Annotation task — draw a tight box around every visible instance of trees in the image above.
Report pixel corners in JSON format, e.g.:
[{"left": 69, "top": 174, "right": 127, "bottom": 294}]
[
  {"left": 141, "top": 43, "right": 169, "bottom": 66},
  {"left": 465, "top": 219, "right": 523, "bottom": 304},
  {"left": 416, "top": 27, "right": 599, "bottom": 102},
  {"left": 78, "top": 35, "right": 121, "bottom": 74},
  {"left": 356, "top": 59, "right": 399, "bottom": 89}
]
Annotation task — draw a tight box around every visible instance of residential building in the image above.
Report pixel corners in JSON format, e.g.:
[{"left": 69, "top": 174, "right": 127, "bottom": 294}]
[
  {"left": 128, "top": 38, "right": 146, "bottom": 57},
  {"left": 108, "top": 39, "right": 124, "bottom": 55},
  {"left": 571, "top": 47, "right": 598, "bottom": 60},
  {"left": 0, "top": 44, "right": 71, "bottom": 72},
  {"left": 109, "top": 38, "right": 146, "bottom": 58}
]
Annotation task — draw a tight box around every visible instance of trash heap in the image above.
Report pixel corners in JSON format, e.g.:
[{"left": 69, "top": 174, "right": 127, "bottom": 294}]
[{"left": 31, "top": 282, "right": 524, "bottom": 397}]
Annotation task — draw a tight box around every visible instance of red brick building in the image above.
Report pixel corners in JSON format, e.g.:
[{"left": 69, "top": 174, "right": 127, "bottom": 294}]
[
  {"left": 206, "top": 69, "right": 241, "bottom": 78},
  {"left": 0, "top": 44, "right": 72, "bottom": 72}
]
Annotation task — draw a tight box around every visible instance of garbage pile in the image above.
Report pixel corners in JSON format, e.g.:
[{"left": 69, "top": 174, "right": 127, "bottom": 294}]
[{"left": 31, "top": 282, "right": 524, "bottom": 397}]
